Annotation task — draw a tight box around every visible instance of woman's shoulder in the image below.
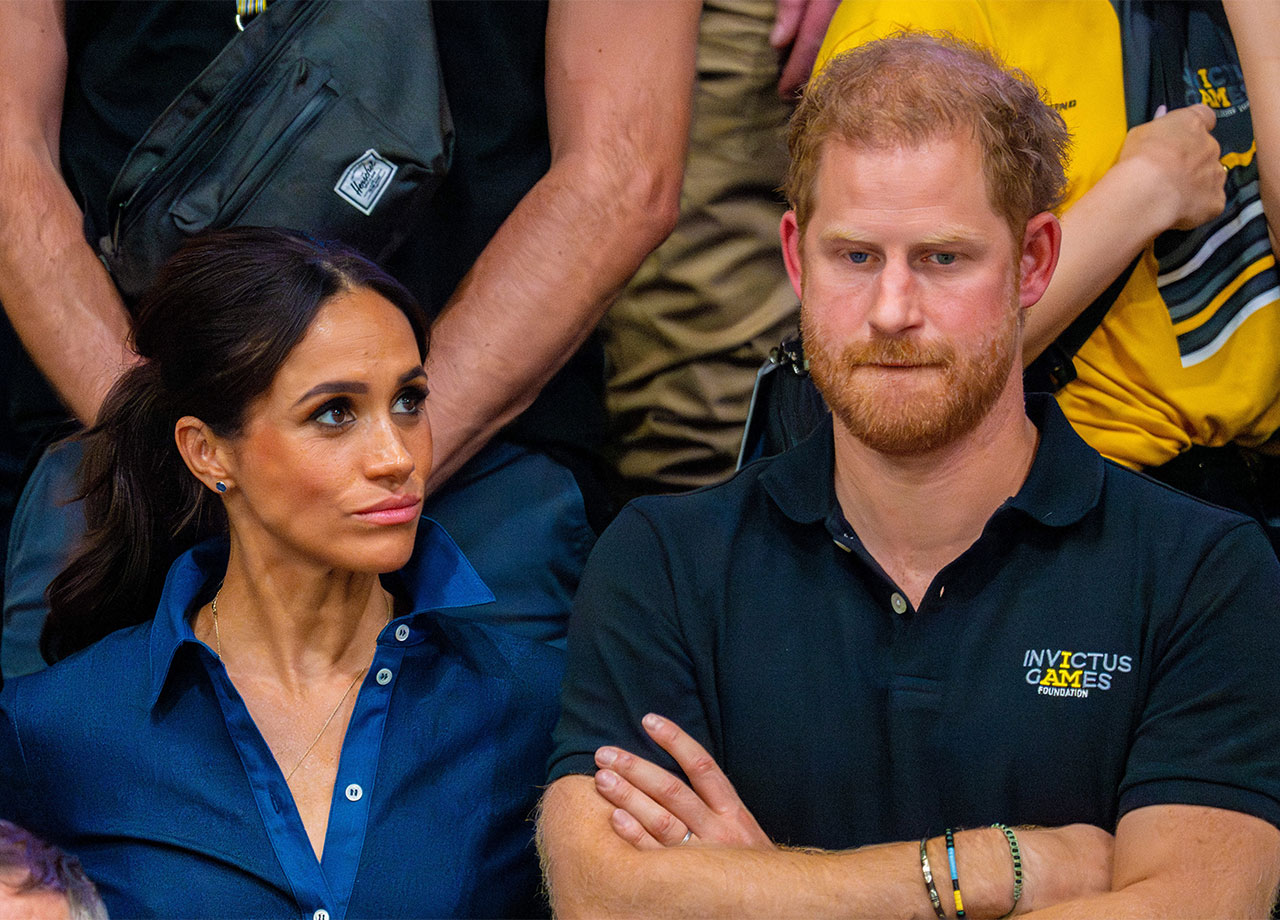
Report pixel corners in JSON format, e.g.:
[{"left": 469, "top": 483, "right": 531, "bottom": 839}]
[{"left": 2, "top": 620, "right": 156, "bottom": 730}]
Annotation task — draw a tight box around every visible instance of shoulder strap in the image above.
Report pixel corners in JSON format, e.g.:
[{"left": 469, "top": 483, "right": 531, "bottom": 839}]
[{"left": 1022, "top": 253, "right": 1141, "bottom": 393}]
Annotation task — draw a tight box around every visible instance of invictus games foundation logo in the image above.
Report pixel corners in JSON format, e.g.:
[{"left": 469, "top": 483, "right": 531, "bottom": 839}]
[
  {"left": 335, "top": 149, "right": 398, "bottom": 216},
  {"left": 1023, "top": 649, "right": 1132, "bottom": 699}
]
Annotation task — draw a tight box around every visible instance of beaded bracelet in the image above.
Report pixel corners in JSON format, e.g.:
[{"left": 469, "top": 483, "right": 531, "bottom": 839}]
[
  {"left": 945, "top": 827, "right": 966, "bottom": 918},
  {"left": 992, "top": 823, "right": 1024, "bottom": 919},
  {"left": 919, "top": 838, "right": 947, "bottom": 919}
]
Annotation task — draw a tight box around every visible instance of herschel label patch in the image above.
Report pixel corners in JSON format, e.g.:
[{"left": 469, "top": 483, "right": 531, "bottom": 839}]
[{"left": 334, "top": 149, "right": 398, "bottom": 216}]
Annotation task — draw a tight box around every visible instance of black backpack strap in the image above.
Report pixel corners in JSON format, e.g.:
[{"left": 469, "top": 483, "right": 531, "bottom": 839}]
[{"left": 1023, "top": 252, "right": 1142, "bottom": 393}]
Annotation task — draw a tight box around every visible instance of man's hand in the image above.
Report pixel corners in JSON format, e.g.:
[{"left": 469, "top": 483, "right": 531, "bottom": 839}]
[
  {"left": 1117, "top": 103, "right": 1226, "bottom": 231},
  {"left": 770, "top": 0, "right": 840, "bottom": 99},
  {"left": 592, "top": 713, "right": 773, "bottom": 850}
]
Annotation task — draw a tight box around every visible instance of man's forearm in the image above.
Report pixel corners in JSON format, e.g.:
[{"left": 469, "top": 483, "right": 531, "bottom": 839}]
[
  {"left": 0, "top": 154, "right": 134, "bottom": 425},
  {"left": 539, "top": 776, "right": 1106, "bottom": 920},
  {"left": 423, "top": 145, "right": 681, "bottom": 488},
  {"left": 422, "top": 0, "right": 698, "bottom": 491},
  {"left": 0, "top": 0, "right": 134, "bottom": 425},
  {"left": 1021, "top": 805, "right": 1280, "bottom": 920}
]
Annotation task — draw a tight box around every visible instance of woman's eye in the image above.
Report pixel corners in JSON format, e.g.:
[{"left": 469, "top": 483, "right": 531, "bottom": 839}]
[
  {"left": 313, "top": 402, "right": 353, "bottom": 427},
  {"left": 393, "top": 386, "right": 427, "bottom": 415}
]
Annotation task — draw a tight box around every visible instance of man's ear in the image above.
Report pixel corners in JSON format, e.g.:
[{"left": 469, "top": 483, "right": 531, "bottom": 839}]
[
  {"left": 175, "top": 416, "right": 234, "bottom": 495},
  {"left": 1018, "top": 211, "right": 1062, "bottom": 309},
  {"left": 780, "top": 210, "right": 805, "bottom": 301}
]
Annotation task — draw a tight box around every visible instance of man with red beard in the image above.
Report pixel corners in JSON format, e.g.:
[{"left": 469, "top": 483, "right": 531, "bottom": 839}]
[{"left": 539, "top": 32, "right": 1280, "bottom": 919}]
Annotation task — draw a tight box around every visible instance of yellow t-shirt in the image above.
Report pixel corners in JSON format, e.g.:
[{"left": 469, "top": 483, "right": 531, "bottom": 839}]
[{"left": 817, "top": 1, "right": 1280, "bottom": 468}]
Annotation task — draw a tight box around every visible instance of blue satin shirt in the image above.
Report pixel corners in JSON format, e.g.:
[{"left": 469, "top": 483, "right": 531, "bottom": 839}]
[{"left": 0, "top": 520, "right": 561, "bottom": 919}]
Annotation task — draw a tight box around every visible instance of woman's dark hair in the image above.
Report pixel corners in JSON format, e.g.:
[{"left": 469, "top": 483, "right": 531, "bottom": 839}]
[{"left": 43, "top": 227, "right": 428, "bottom": 663}]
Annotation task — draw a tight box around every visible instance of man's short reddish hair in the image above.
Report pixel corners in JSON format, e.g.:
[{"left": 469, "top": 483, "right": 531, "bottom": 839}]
[{"left": 785, "top": 31, "right": 1070, "bottom": 235}]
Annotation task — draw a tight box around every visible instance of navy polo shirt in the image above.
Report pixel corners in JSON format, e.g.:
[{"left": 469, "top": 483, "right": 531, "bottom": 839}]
[
  {"left": 1, "top": 520, "right": 561, "bottom": 919},
  {"left": 549, "top": 396, "right": 1280, "bottom": 847}
]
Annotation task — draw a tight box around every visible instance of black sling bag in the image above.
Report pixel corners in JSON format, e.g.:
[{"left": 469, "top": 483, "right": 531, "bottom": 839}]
[{"left": 98, "top": 0, "right": 453, "bottom": 303}]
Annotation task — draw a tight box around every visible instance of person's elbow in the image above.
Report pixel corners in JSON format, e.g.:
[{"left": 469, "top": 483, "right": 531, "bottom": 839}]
[
  {"left": 537, "top": 774, "right": 647, "bottom": 919},
  {"left": 555, "top": 130, "right": 684, "bottom": 259},
  {"left": 627, "top": 150, "right": 682, "bottom": 251}
]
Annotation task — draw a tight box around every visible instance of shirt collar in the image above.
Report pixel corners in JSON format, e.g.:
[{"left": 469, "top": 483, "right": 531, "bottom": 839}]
[
  {"left": 1003, "top": 393, "right": 1104, "bottom": 527},
  {"left": 761, "top": 393, "right": 1104, "bottom": 531},
  {"left": 146, "top": 517, "right": 494, "bottom": 708}
]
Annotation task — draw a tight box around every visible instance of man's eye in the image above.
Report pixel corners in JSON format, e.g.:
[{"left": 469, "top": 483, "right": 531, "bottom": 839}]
[
  {"left": 930, "top": 252, "right": 958, "bottom": 265},
  {"left": 846, "top": 252, "right": 870, "bottom": 264}
]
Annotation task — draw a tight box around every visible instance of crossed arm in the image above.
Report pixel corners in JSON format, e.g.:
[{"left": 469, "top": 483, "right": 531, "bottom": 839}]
[{"left": 538, "top": 715, "right": 1280, "bottom": 919}]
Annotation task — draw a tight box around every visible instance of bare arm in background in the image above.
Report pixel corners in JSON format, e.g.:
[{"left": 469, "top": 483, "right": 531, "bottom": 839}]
[
  {"left": 1223, "top": 0, "right": 1280, "bottom": 250},
  {"left": 422, "top": 1, "right": 699, "bottom": 492},
  {"left": 0, "top": 0, "right": 136, "bottom": 425},
  {"left": 1022, "top": 104, "right": 1227, "bottom": 361}
]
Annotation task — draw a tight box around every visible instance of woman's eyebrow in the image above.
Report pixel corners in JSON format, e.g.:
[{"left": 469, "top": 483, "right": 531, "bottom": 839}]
[{"left": 293, "top": 367, "right": 426, "bottom": 407}]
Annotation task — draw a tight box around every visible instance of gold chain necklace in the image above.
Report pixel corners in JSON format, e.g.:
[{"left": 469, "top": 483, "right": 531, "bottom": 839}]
[{"left": 211, "top": 589, "right": 392, "bottom": 783}]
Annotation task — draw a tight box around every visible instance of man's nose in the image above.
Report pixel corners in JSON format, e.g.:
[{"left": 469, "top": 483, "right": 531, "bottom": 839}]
[{"left": 866, "top": 259, "right": 922, "bottom": 335}]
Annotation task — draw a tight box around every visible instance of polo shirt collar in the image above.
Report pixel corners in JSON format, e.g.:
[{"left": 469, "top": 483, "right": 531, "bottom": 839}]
[
  {"left": 760, "top": 393, "right": 1104, "bottom": 530},
  {"left": 146, "top": 517, "right": 495, "bottom": 708},
  {"left": 1005, "top": 393, "right": 1104, "bottom": 527},
  {"left": 759, "top": 414, "right": 838, "bottom": 526}
]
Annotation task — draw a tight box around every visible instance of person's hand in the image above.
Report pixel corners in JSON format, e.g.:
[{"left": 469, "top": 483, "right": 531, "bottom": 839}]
[
  {"left": 593, "top": 713, "right": 775, "bottom": 850},
  {"left": 1117, "top": 103, "right": 1226, "bottom": 231},
  {"left": 1015, "top": 823, "right": 1115, "bottom": 911},
  {"left": 770, "top": 0, "right": 840, "bottom": 99}
]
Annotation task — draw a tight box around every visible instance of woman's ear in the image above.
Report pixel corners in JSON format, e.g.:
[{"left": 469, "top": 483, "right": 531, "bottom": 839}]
[{"left": 175, "top": 416, "right": 234, "bottom": 495}]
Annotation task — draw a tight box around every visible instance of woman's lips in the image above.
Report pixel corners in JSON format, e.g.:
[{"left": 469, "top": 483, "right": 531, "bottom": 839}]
[{"left": 354, "top": 495, "right": 422, "bottom": 526}]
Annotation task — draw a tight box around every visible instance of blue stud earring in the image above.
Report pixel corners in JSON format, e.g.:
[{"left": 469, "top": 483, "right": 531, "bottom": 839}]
[{"left": 215, "top": 481, "right": 227, "bottom": 493}]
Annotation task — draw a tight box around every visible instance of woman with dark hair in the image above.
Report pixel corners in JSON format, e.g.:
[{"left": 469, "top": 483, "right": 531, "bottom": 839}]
[{"left": 0, "top": 228, "right": 561, "bottom": 919}]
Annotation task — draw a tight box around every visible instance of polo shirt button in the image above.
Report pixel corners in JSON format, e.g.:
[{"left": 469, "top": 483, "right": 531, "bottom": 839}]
[
  {"left": 890, "top": 592, "right": 908, "bottom": 615},
  {"left": 376, "top": 668, "right": 393, "bottom": 685},
  {"left": 314, "top": 910, "right": 330, "bottom": 920},
  {"left": 394, "top": 624, "right": 410, "bottom": 642},
  {"left": 345, "top": 783, "right": 363, "bottom": 802}
]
